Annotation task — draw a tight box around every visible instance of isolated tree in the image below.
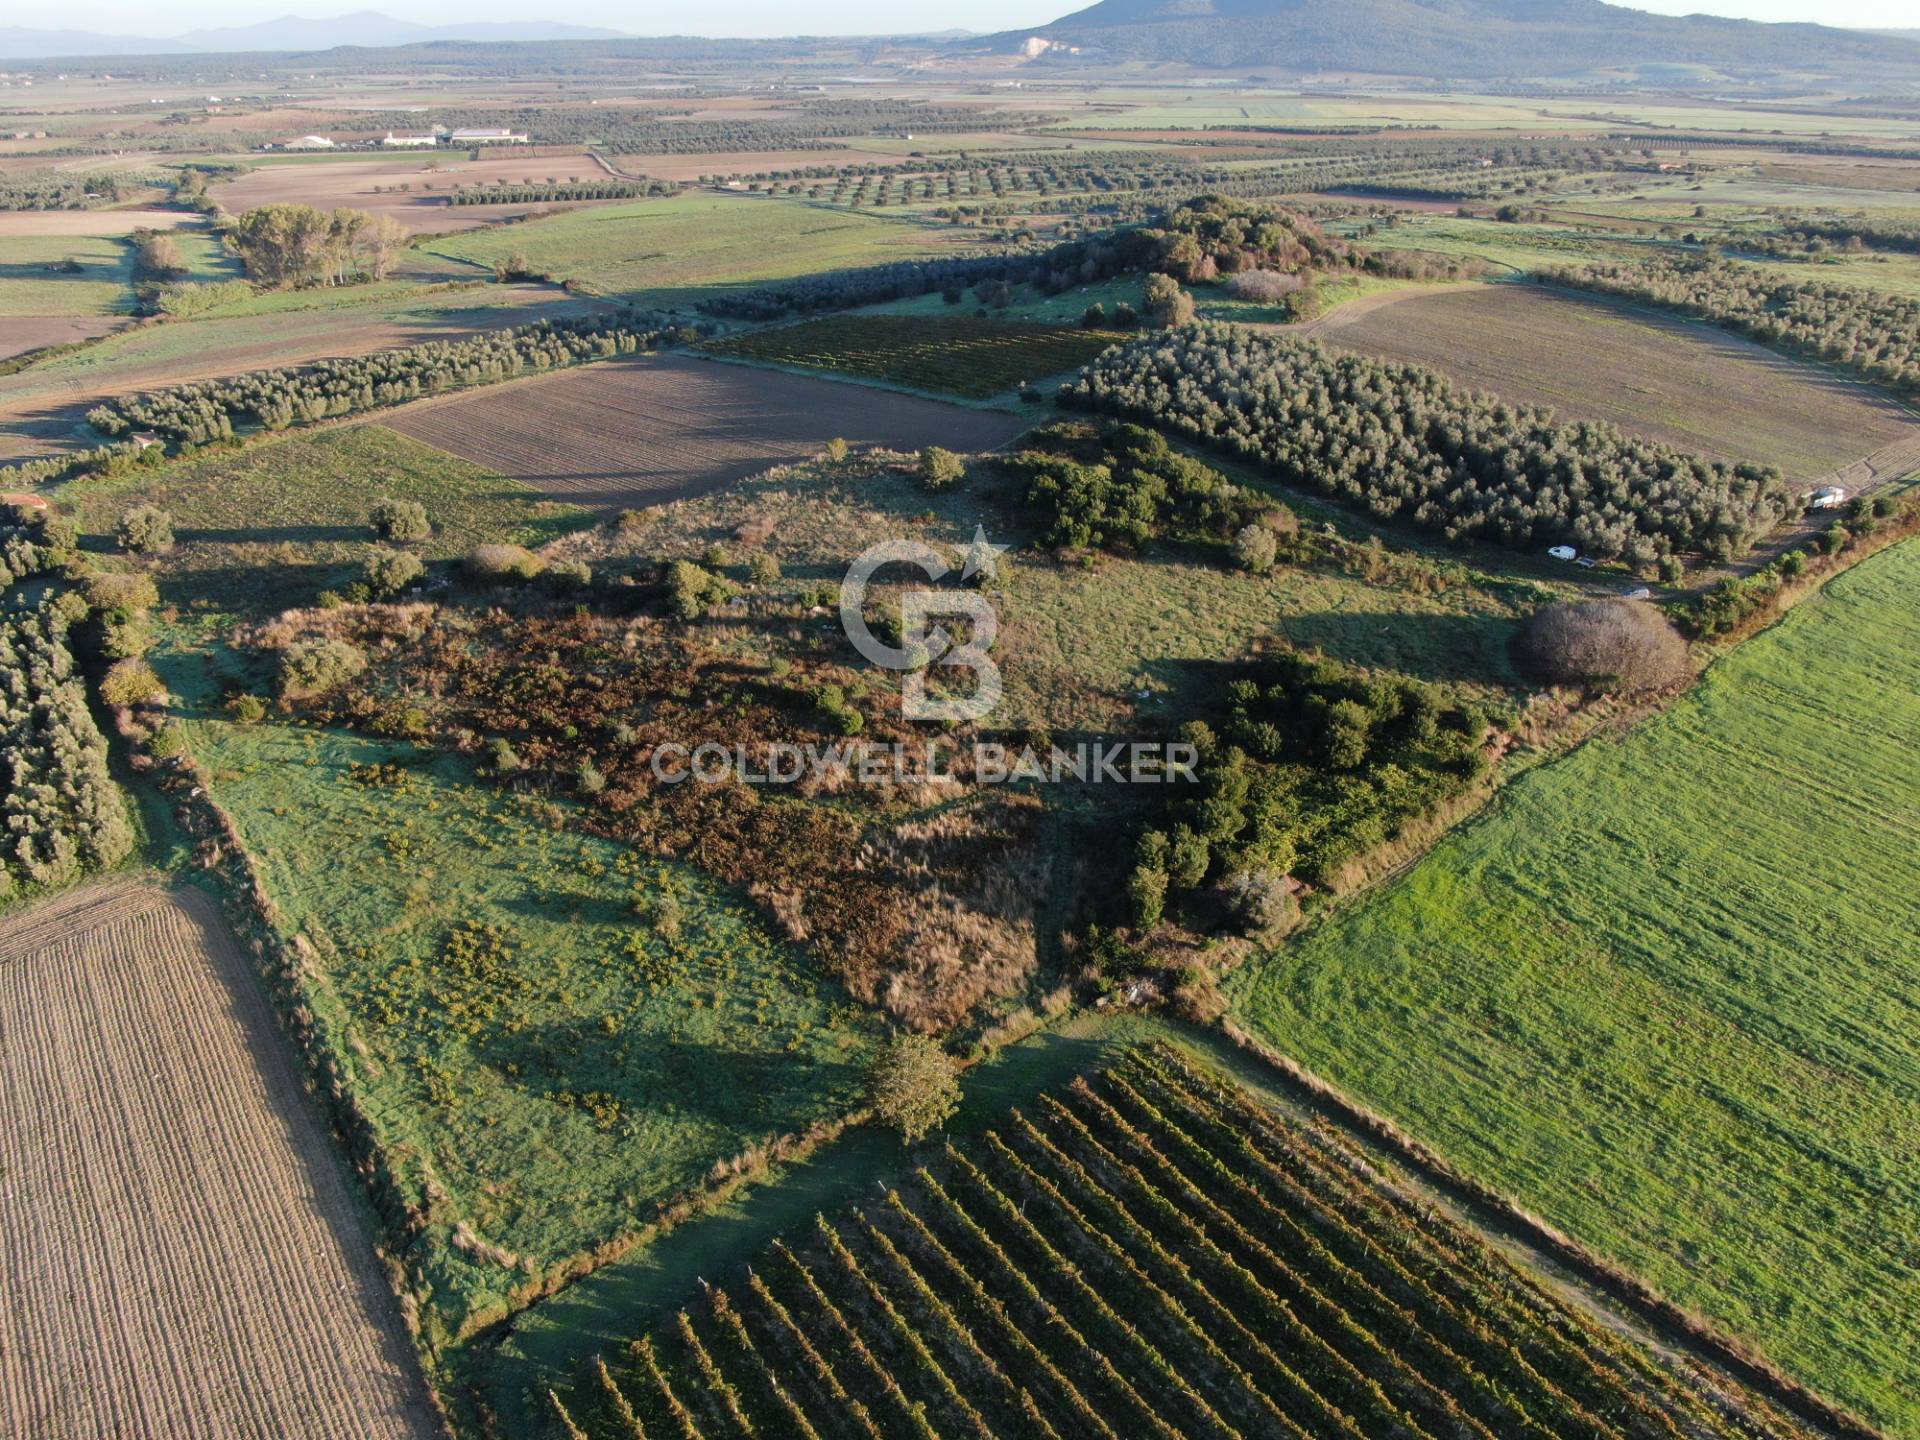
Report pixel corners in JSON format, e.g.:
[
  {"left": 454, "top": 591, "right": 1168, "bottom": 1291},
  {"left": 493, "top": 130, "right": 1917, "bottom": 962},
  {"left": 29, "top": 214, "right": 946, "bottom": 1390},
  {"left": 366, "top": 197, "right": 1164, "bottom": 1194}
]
[
  {"left": 1514, "top": 599, "right": 1689, "bottom": 693},
  {"left": 99, "top": 657, "right": 165, "bottom": 707},
  {"left": 114, "top": 504, "right": 174, "bottom": 556},
  {"left": 370, "top": 496, "right": 431, "bottom": 542},
  {"left": 1143, "top": 273, "right": 1196, "bottom": 328},
  {"left": 918, "top": 446, "right": 965, "bottom": 491},
  {"left": 868, "top": 1034, "right": 960, "bottom": 1143},
  {"left": 1231, "top": 523, "right": 1277, "bottom": 574},
  {"left": 363, "top": 546, "right": 424, "bottom": 599}
]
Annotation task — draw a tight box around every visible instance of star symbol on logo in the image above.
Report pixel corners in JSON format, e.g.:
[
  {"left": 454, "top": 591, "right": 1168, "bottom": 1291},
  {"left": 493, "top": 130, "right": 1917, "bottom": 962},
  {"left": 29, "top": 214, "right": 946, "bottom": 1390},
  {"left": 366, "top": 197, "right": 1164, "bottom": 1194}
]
[{"left": 960, "top": 525, "right": 1009, "bottom": 583}]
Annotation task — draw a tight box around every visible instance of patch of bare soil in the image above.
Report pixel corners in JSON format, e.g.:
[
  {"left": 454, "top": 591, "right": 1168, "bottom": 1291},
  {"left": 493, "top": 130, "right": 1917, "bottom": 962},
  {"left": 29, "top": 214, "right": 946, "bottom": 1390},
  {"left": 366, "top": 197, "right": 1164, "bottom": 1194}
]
[
  {"left": 383, "top": 351, "right": 1034, "bottom": 510},
  {"left": 0, "top": 879, "right": 437, "bottom": 1440}
]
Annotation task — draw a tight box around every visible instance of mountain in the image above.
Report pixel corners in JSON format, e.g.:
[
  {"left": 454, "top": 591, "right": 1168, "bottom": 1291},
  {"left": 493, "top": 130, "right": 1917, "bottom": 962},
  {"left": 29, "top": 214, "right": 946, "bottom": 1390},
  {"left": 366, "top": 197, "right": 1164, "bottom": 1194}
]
[
  {"left": 996, "top": 0, "right": 1920, "bottom": 80},
  {"left": 0, "top": 12, "right": 627, "bottom": 61}
]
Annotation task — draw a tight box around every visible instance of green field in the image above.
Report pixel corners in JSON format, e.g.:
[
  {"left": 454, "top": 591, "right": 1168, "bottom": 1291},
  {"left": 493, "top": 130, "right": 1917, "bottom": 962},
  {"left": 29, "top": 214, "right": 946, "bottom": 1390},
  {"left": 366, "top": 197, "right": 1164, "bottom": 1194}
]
[
  {"left": 63, "top": 424, "right": 589, "bottom": 614},
  {"left": 0, "top": 233, "right": 135, "bottom": 315},
  {"left": 415, "top": 193, "right": 965, "bottom": 308},
  {"left": 705, "top": 314, "right": 1125, "bottom": 399},
  {"left": 1229, "top": 538, "right": 1920, "bottom": 1434},
  {"left": 170, "top": 711, "right": 879, "bottom": 1346}
]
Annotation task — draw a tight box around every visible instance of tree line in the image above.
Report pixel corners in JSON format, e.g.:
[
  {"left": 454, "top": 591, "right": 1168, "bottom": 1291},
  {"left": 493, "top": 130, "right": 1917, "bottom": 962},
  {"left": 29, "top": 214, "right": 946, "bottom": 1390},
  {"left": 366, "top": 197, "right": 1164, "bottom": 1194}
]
[
  {"left": 224, "top": 203, "right": 410, "bottom": 288},
  {"left": 1544, "top": 255, "right": 1920, "bottom": 397},
  {"left": 86, "top": 314, "right": 681, "bottom": 446},
  {"left": 1060, "top": 322, "right": 1790, "bottom": 568},
  {"left": 448, "top": 178, "right": 678, "bottom": 205},
  {"left": 0, "top": 511, "right": 135, "bottom": 901}
]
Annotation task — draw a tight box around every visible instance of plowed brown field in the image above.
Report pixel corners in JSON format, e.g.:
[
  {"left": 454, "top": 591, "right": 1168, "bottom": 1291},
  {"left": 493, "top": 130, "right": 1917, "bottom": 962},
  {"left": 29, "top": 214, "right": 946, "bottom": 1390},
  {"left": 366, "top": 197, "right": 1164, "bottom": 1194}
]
[
  {"left": 0, "top": 880, "right": 436, "bottom": 1440},
  {"left": 383, "top": 351, "right": 1033, "bottom": 509}
]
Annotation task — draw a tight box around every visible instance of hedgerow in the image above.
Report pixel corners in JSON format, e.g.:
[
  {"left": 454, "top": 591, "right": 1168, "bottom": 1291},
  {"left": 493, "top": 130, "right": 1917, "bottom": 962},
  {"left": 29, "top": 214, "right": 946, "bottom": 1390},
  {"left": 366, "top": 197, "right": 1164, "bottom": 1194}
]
[{"left": 85, "top": 313, "right": 689, "bottom": 446}]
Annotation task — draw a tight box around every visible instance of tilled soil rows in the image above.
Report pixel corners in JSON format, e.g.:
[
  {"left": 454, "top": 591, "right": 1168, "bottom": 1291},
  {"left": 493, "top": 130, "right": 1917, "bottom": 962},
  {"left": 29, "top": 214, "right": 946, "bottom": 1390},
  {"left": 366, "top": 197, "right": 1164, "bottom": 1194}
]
[{"left": 0, "top": 879, "right": 436, "bottom": 1440}]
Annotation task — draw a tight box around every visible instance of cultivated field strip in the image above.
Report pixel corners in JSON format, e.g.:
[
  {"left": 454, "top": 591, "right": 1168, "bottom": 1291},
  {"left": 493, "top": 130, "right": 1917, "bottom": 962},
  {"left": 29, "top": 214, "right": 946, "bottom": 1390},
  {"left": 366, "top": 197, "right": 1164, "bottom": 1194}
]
[
  {"left": 382, "top": 352, "right": 1033, "bottom": 511},
  {"left": 552, "top": 1045, "right": 1822, "bottom": 1440},
  {"left": 0, "top": 880, "right": 435, "bottom": 1440}
]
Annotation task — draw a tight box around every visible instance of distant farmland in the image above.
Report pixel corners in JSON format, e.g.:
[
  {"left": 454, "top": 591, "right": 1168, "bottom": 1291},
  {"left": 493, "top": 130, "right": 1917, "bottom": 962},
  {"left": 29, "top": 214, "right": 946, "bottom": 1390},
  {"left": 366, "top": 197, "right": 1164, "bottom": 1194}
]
[
  {"left": 384, "top": 352, "right": 1033, "bottom": 510},
  {"left": 415, "top": 193, "right": 966, "bottom": 307},
  {"left": 0, "top": 881, "right": 433, "bottom": 1440},
  {"left": 554, "top": 1043, "right": 1829, "bottom": 1440},
  {"left": 706, "top": 314, "right": 1126, "bottom": 399},
  {"left": 1230, "top": 537, "right": 1920, "bottom": 1434},
  {"left": 1318, "top": 282, "right": 1919, "bottom": 482}
]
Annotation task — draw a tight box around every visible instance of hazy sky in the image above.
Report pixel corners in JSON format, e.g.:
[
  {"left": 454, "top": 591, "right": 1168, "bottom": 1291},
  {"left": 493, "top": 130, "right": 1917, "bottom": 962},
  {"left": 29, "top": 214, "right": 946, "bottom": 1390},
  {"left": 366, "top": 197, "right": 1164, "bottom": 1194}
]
[{"left": 40, "top": 0, "right": 1919, "bottom": 38}]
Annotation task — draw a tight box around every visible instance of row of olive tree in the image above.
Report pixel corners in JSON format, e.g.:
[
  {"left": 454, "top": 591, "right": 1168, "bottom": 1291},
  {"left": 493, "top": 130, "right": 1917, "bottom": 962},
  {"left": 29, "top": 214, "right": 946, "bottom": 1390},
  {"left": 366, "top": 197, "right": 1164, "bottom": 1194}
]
[
  {"left": 87, "top": 314, "right": 683, "bottom": 446},
  {"left": 1059, "top": 322, "right": 1790, "bottom": 568},
  {"left": 0, "top": 511, "right": 136, "bottom": 900}
]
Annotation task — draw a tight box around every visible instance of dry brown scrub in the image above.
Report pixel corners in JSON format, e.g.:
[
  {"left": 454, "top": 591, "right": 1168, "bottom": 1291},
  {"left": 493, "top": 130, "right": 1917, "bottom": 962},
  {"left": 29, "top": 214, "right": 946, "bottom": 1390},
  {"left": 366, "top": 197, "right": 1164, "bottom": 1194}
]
[
  {"left": 383, "top": 352, "right": 1034, "bottom": 512},
  {"left": 1318, "top": 282, "right": 1920, "bottom": 482},
  {"left": 0, "top": 879, "right": 436, "bottom": 1440}
]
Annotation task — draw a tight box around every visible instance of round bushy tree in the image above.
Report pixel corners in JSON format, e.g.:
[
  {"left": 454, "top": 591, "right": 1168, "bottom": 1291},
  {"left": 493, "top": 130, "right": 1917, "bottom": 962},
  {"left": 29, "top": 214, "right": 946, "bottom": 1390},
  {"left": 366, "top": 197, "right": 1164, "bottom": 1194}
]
[
  {"left": 1514, "top": 600, "right": 1689, "bottom": 693},
  {"left": 369, "top": 497, "right": 431, "bottom": 543},
  {"left": 868, "top": 1034, "right": 960, "bottom": 1143},
  {"left": 114, "top": 505, "right": 174, "bottom": 556}
]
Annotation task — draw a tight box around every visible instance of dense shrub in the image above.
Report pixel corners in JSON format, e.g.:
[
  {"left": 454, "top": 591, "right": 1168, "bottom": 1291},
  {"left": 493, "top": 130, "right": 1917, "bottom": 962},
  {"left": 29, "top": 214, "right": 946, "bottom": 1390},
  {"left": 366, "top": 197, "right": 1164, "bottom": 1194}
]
[
  {"left": 466, "top": 544, "right": 546, "bottom": 584},
  {"left": 1224, "top": 268, "right": 1307, "bottom": 304},
  {"left": 99, "top": 657, "right": 165, "bottom": 707},
  {"left": 369, "top": 497, "right": 431, "bottom": 543},
  {"left": 1514, "top": 600, "right": 1690, "bottom": 692},
  {"left": 867, "top": 1033, "right": 959, "bottom": 1142},
  {"left": 1012, "top": 422, "right": 1259, "bottom": 554},
  {"left": 666, "top": 560, "right": 737, "bottom": 620},
  {"left": 1231, "top": 523, "right": 1278, "bottom": 574},
  {"left": 114, "top": 505, "right": 174, "bottom": 555},
  {"left": 918, "top": 446, "right": 966, "bottom": 491},
  {"left": 278, "top": 638, "right": 368, "bottom": 699},
  {"left": 364, "top": 547, "right": 425, "bottom": 599},
  {"left": 1143, "top": 273, "right": 1196, "bottom": 327},
  {"left": 1061, "top": 323, "right": 1789, "bottom": 565}
]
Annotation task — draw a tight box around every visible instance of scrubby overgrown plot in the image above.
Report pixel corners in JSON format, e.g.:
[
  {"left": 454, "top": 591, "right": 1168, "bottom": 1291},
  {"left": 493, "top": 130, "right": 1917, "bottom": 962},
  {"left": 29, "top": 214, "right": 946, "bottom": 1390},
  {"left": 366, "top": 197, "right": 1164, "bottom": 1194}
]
[
  {"left": 1062, "top": 322, "right": 1790, "bottom": 567},
  {"left": 1230, "top": 538, "right": 1920, "bottom": 1433},
  {"left": 552, "top": 1044, "right": 1823, "bottom": 1440},
  {"left": 0, "top": 881, "right": 433, "bottom": 1440},
  {"left": 706, "top": 314, "right": 1126, "bottom": 399}
]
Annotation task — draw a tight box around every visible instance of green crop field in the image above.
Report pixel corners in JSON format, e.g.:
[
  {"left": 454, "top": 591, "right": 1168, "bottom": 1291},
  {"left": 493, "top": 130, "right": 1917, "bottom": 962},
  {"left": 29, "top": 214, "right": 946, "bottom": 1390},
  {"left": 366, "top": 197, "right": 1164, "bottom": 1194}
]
[
  {"left": 415, "top": 194, "right": 965, "bottom": 308},
  {"left": 64, "top": 424, "right": 590, "bottom": 614},
  {"left": 705, "top": 314, "right": 1126, "bottom": 399},
  {"left": 1230, "top": 538, "right": 1920, "bottom": 1434},
  {"left": 551, "top": 1042, "right": 1825, "bottom": 1440}
]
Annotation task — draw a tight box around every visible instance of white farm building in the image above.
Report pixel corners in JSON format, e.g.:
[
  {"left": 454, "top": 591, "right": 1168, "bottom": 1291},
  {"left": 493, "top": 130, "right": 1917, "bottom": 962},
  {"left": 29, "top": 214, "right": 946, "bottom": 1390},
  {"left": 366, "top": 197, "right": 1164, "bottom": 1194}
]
[
  {"left": 449, "top": 127, "right": 529, "bottom": 145},
  {"left": 381, "top": 131, "right": 439, "bottom": 147},
  {"left": 278, "top": 134, "right": 334, "bottom": 150}
]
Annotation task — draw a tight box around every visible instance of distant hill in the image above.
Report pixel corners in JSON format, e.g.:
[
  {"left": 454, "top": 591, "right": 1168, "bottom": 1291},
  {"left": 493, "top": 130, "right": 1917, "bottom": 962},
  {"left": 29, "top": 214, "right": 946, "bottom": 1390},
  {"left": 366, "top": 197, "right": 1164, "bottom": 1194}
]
[
  {"left": 994, "top": 0, "right": 1920, "bottom": 79},
  {"left": 0, "top": 12, "right": 627, "bottom": 60}
]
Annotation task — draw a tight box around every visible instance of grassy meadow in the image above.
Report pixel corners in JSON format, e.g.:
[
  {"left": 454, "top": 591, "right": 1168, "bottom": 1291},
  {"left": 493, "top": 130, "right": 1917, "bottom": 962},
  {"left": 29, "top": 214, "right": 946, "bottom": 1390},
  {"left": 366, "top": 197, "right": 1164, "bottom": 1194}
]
[
  {"left": 415, "top": 193, "right": 966, "bottom": 308},
  {"left": 64, "top": 424, "right": 590, "bottom": 614},
  {"left": 171, "top": 709, "right": 879, "bottom": 1342},
  {"left": 1229, "top": 538, "right": 1920, "bottom": 1434}
]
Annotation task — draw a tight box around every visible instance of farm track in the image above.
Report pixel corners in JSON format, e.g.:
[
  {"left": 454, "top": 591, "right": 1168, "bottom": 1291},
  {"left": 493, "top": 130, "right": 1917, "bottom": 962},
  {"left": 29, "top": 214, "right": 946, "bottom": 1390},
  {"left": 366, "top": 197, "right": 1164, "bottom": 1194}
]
[
  {"left": 0, "top": 879, "right": 437, "bottom": 1440},
  {"left": 382, "top": 351, "right": 1034, "bottom": 511}
]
